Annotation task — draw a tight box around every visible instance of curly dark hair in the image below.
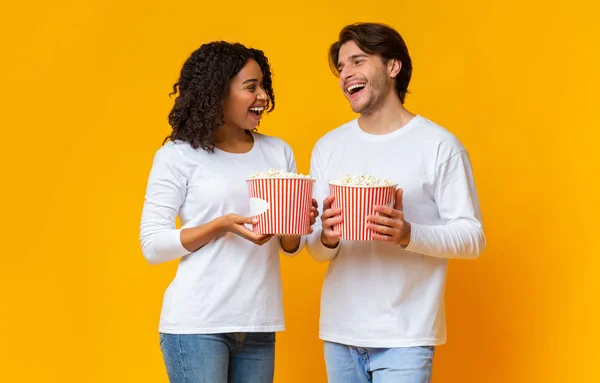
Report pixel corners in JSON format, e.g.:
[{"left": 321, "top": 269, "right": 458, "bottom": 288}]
[{"left": 164, "top": 41, "right": 275, "bottom": 152}]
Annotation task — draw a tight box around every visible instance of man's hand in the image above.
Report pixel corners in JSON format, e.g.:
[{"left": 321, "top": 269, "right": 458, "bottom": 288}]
[
  {"left": 366, "top": 188, "right": 411, "bottom": 246},
  {"left": 320, "top": 195, "right": 342, "bottom": 248}
]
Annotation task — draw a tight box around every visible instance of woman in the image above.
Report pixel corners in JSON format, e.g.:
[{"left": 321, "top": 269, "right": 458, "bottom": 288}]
[{"left": 140, "top": 41, "right": 316, "bottom": 382}]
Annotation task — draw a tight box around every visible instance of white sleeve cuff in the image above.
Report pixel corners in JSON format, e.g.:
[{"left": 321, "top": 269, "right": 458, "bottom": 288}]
[
  {"left": 402, "top": 223, "right": 419, "bottom": 253},
  {"left": 306, "top": 229, "right": 341, "bottom": 262}
]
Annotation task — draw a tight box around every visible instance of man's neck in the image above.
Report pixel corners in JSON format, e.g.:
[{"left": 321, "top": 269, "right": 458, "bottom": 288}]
[{"left": 358, "top": 94, "right": 416, "bottom": 135}]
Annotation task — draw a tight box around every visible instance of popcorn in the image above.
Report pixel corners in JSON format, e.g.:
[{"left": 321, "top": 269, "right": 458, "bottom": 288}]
[
  {"left": 329, "top": 176, "right": 397, "bottom": 241},
  {"left": 330, "top": 174, "right": 394, "bottom": 187},
  {"left": 249, "top": 169, "right": 313, "bottom": 179}
]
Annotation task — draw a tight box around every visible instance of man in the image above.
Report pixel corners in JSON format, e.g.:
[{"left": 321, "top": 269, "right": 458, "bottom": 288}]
[{"left": 307, "top": 22, "right": 485, "bottom": 382}]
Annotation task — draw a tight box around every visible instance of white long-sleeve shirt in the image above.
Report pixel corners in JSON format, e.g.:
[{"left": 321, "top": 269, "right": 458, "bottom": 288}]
[
  {"left": 307, "top": 115, "right": 485, "bottom": 347},
  {"left": 140, "top": 133, "right": 304, "bottom": 334}
]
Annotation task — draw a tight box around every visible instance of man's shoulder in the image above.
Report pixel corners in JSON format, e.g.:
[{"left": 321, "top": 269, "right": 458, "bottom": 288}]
[
  {"left": 314, "top": 119, "right": 357, "bottom": 149},
  {"left": 413, "top": 115, "right": 466, "bottom": 152}
]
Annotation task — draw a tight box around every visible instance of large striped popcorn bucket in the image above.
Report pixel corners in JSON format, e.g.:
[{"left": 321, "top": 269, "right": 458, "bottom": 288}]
[
  {"left": 247, "top": 178, "right": 315, "bottom": 235},
  {"left": 329, "top": 183, "right": 397, "bottom": 241}
]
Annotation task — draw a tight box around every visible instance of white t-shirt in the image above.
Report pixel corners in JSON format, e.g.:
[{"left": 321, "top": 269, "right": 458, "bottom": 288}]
[
  {"left": 140, "top": 132, "right": 304, "bottom": 334},
  {"left": 307, "top": 115, "right": 485, "bottom": 348}
]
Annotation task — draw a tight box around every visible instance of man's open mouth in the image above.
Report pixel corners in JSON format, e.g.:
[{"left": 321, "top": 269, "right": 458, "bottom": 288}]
[{"left": 347, "top": 83, "right": 366, "bottom": 95}]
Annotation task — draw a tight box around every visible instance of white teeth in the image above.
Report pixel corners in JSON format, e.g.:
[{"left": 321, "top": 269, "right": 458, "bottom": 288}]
[
  {"left": 249, "top": 107, "right": 264, "bottom": 112},
  {"left": 347, "top": 83, "right": 366, "bottom": 93}
]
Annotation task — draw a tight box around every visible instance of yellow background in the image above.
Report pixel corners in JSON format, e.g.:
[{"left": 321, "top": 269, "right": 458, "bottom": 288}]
[{"left": 1, "top": 0, "right": 599, "bottom": 382}]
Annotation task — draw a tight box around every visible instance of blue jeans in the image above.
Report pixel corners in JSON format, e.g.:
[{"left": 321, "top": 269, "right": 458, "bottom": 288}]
[
  {"left": 324, "top": 341, "right": 435, "bottom": 383},
  {"left": 159, "top": 332, "right": 275, "bottom": 383}
]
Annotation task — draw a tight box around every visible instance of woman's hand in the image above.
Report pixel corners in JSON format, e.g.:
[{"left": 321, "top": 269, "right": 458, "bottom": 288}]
[{"left": 218, "top": 213, "right": 273, "bottom": 245}]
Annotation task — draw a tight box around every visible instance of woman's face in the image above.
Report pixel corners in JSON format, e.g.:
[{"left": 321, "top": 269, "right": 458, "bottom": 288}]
[{"left": 222, "top": 59, "right": 268, "bottom": 132}]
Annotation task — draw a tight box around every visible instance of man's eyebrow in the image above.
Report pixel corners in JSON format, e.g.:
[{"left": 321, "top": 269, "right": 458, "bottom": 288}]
[{"left": 338, "top": 54, "right": 369, "bottom": 68}]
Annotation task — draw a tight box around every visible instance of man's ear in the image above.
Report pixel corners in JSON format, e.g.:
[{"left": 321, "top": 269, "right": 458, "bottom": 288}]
[{"left": 389, "top": 59, "right": 402, "bottom": 78}]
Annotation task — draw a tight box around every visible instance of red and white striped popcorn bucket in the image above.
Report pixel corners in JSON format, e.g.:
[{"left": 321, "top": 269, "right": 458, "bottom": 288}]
[
  {"left": 247, "top": 178, "right": 315, "bottom": 235},
  {"left": 329, "top": 183, "right": 397, "bottom": 241}
]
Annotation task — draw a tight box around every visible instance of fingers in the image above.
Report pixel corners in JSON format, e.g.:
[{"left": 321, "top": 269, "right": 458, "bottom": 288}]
[
  {"left": 320, "top": 202, "right": 342, "bottom": 230},
  {"left": 237, "top": 215, "right": 258, "bottom": 225},
  {"left": 321, "top": 228, "right": 341, "bottom": 247},
  {"left": 323, "top": 227, "right": 341, "bottom": 238},
  {"left": 237, "top": 225, "right": 269, "bottom": 243},
  {"left": 371, "top": 232, "right": 394, "bottom": 242},
  {"left": 366, "top": 214, "right": 396, "bottom": 228},
  {"left": 252, "top": 232, "right": 271, "bottom": 242},
  {"left": 255, "top": 234, "right": 274, "bottom": 245},
  {"left": 366, "top": 223, "right": 399, "bottom": 236},
  {"left": 394, "top": 188, "right": 404, "bottom": 211},
  {"left": 236, "top": 225, "right": 257, "bottom": 238},
  {"left": 323, "top": 195, "right": 334, "bottom": 210},
  {"left": 310, "top": 206, "right": 319, "bottom": 222},
  {"left": 322, "top": 205, "right": 341, "bottom": 220},
  {"left": 320, "top": 199, "right": 342, "bottom": 244},
  {"left": 322, "top": 215, "right": 343, "bottom": 230},
  {"left": 321, "top": 211, "right": 341, "bottom": 223},
  {"left": 373, "top": 205, "right": 403, "bottom": 218},
  {"left": 312, "top": 198, "right": 319, "bottom": 209}
]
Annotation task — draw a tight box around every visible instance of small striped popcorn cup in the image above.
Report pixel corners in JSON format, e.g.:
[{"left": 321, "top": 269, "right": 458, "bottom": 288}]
[
  {"left": 329, "top": 180, "right": 397, "bottom": 241},
  {"left": 247, "top": 176, "right": 315, "bottom": 235}
]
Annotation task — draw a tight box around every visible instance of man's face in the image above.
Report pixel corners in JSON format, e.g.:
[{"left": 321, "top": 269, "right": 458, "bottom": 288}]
[{"left": 337, "top": 41, "right": 396, "bottom": 114}]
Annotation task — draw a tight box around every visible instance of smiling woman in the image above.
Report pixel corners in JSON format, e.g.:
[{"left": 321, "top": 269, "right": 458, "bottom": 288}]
[
  {"left": 139, "top": 41, "right": 318, "bottom": 382},
  {"left": 165, "top": 42, "right": 275, "bottom": 152}
]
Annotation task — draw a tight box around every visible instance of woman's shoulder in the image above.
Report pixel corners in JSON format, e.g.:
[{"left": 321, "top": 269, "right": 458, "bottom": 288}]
[
  {"left": 151, "top": 140, "right": 212, "bottom": 171},
  {"left": 254, "top": 132, "right": 292, "bottom": 152}
]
